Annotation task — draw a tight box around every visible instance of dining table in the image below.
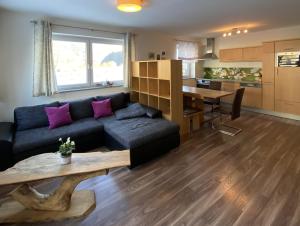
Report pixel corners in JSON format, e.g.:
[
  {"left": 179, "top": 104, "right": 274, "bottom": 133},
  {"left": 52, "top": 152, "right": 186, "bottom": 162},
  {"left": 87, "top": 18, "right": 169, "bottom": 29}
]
[{"left": 182, "top": 85, "right": 234, "bottom": 99}]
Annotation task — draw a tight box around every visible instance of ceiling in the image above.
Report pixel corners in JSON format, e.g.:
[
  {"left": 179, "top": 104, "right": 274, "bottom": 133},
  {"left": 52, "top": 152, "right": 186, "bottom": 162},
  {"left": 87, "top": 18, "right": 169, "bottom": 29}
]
[{"left": 0, "top": 0, "right": 300, "bottom": 37}]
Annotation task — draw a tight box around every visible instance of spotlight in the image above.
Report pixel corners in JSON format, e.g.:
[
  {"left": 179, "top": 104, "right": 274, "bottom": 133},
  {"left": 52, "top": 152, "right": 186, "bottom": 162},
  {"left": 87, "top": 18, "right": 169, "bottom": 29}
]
[
  {"left": 236, "top": 30, "right": 241, "bottom": 34},
  {"left": 228, "top": 32, "right": 232, "bottom": 36},
  {"left": 244, "top": 29, "right": 248, "bottom": 33},
  {"left": 223, "top": 33, "right": 227, "bottom": 37}
]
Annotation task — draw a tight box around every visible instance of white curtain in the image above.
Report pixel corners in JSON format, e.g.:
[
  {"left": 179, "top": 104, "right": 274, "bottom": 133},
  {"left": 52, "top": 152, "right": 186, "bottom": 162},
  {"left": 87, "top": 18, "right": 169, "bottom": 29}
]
[
  {"left": 33, "top": 20, "right": 57, "bottom": 97},
  {"left": 124, "top": 32, "right": 136, "bottom": 88},
  {"left": 176, "top": 41, "right": 199, "bottom": 60}
]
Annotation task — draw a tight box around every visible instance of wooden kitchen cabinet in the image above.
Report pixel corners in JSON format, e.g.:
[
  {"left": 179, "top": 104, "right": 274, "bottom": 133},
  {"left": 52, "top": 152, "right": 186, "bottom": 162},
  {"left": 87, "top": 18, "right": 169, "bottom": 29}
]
[
  {"left": 275, "top": 39, "right": 300, "bottom": 52},
  {"left": 221, "top": 82, "right": 240, "bottom": 103},
  {"left": 241, "top": 86, "right": 262, "bottom": 108},
  {"left": 275, "top": 67, "right": 300, "bottom": 115},
  {"left": 219, "top": 48, "right": 243, "bottom": 62},
  {"left": 219, "top": 46, "right": 262, "bottom": 62},
  {"left": 243, "top": 46, "right": 263, "bottom": 61},
  {"left": 262, "top": 42, "right": 275, "bottom": 111},
  {"left": 262, "top": 82, "right": 275, "bottom": 111}
]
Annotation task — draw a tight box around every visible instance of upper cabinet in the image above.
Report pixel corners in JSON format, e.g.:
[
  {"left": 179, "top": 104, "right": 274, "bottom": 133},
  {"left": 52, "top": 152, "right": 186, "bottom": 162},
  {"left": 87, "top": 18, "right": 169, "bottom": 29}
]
[
  {"left": 219, "top": 46, "right": 262, "bottom": 62},
  {"left": 243, "top": 47, "right": 263, "bottom": 61},
  {"left": 219, "top": 48, "right": 243, "bottom": 62},
  {"left": 275, "top": 39, "right": 300, "bottom": 52}
]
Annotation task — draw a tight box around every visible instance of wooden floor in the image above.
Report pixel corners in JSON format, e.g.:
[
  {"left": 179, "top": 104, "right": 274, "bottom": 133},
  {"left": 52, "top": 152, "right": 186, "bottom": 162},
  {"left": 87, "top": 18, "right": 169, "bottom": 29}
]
[{"left": 2, "top": 111, "right": 300, "bottom": 226}]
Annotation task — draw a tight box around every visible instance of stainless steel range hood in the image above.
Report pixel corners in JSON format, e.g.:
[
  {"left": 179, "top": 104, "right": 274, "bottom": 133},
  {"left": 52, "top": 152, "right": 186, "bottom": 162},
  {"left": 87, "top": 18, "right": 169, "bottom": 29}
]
[{"left": 200, "top": 38, "right": 218, "bottom": 60}]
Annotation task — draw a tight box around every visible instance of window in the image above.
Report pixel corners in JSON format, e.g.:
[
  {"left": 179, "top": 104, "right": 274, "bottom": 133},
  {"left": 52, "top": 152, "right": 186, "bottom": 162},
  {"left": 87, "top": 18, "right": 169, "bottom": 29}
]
[
  {"left": 52, "top": 34, "right": 124, "bottom": 91},
  {"left": 176, "top": 41, "right": 199, "bottom": 78}
]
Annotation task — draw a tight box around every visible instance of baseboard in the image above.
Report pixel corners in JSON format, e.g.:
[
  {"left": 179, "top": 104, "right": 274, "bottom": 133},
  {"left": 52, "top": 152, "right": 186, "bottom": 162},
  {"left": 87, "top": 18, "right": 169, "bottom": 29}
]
[{"left": 242, "top": 106, "right": 300, "bottom": 121}]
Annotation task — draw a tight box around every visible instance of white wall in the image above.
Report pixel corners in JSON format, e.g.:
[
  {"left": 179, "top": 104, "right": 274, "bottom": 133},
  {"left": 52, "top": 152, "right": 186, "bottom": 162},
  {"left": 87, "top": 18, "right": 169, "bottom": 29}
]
[
  {"left": 204, "top": 25, "right": 300, "bottom": 68},
  {"left": 0, "top": 9, "right": 196, "bottom": 121}
]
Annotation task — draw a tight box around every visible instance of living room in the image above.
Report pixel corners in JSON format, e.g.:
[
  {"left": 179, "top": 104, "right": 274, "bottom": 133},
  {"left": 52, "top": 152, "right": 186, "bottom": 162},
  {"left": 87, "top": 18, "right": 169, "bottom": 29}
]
[{"left": 1, "top": 0, "right": 300, "bottom": 225}]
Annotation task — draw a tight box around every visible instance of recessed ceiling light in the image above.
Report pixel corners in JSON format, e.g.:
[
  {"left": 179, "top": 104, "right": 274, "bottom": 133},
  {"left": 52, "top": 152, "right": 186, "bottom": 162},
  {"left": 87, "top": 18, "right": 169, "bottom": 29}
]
[
  {"left": 228, "top": 32, "right": 232, "bottom": 36},
  {"left": 236, "top": 30, "right": 241, "bottom": 34},
  {"left": 117, "top": 0, "right": 143, "bottom": 13},
  {"left": 223, "top": 33, "right": 227, "bottom": 37},
  {"left": 244, "top": 29, "right": 248, "bottom": 33}
]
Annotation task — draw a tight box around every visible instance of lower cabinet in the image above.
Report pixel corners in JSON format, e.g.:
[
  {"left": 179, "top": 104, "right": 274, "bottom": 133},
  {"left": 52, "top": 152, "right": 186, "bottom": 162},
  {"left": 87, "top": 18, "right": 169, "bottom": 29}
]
[
  {"left": 262, "top": 82, "right": 275, "bottom": 111},
  {"left": 221, "top": 82, "right": 240, "bottom": 104},
  {"left": 242, "top": 87, "right": 262, "bottom": 108},
  {"left": 275, "top": 100, "right": 300, "bottom": 115}
]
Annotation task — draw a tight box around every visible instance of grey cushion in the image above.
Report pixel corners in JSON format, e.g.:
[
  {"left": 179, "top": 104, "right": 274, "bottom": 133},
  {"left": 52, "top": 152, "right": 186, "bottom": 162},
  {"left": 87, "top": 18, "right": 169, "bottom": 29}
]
[
  {"left": 103, "top": 117, "right": 179, "bottom": 149},
  {"left": 96, "top": 93, "right": 128, "bottom": 111},
  {"left": 14, "top": 102, "right": 60, "bottom": 131},
  {"left": 115, "top": 103, "right": 146, "bottom": 120},
  {"left": 13, "top": 118, "right": 104, "bottom": 154},
  {"left": 142, "top": 105, "right": 162, "bottom": 118},
  {"left": 63, "top": 97, "right": 94, "bottom": 121}
]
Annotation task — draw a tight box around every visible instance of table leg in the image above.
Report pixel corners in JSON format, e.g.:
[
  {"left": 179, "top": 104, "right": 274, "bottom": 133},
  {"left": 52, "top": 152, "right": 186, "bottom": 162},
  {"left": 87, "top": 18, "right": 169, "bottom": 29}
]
[{"left": 0, "top": 169, "right": 107, "bottom": 223}]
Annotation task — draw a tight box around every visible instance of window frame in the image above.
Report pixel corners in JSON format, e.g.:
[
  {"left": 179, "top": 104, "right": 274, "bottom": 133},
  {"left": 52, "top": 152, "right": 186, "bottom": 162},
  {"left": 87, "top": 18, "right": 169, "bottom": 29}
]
[{"left": 52, "top": 33, "right": 125, "bottom": 92}]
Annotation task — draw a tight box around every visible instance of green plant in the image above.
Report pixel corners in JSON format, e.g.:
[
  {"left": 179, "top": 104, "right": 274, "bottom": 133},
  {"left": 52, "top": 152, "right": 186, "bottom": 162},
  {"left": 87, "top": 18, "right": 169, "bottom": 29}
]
[{"left": 57, "top": 137, "right": 75, "bottom": 157}]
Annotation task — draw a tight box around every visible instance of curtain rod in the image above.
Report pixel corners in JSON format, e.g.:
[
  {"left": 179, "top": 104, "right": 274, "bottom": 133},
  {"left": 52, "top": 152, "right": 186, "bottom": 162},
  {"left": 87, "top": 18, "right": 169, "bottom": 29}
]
[{"left": 30, "top": 20, "right": 126, "bottom": 35}]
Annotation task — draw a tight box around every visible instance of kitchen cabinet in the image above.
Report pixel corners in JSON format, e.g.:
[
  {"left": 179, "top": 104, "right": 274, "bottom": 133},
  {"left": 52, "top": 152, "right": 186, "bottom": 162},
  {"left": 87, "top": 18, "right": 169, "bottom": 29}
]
[
  {"left": 275, "top": 39, "right": 300, "bottom": 52},
  {"left": 240, "top": 84, "right": 262, "bottom": 108},
  {"left": 221, "top": 82, "right": 240, "bottom": 103},
  {"left": 219, "top": 48, "right": 243, "bottom": 62},
  {"left": 262, "top": 42, "right": 275, "bottom": 110},
  {"left": 243, "top": 46, "right": 263, "bottom": 61},
  {"left": 262, "top": 82, "right": 275, "bottom": 111},
  {"left": 275, "top": 67, "right": 300, "bottom": 114},
  {"left": 219, "top": 46, "right": 262, "bottom": 62}
]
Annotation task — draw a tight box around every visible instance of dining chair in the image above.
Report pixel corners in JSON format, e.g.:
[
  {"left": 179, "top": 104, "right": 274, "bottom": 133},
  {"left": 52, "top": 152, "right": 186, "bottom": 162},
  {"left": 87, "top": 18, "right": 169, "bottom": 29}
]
[
  {"left": 204, "top": 81, "right": 222, "bottom": 112},
  {"left": 217, "top": 88, "right": 245, "bottom": 136}
]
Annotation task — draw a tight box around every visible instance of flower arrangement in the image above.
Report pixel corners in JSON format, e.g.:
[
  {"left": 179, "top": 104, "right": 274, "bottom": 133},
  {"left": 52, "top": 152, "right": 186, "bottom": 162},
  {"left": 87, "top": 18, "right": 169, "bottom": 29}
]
[{"left": 57, "top": 137, "right": 75, "bottom": 158}]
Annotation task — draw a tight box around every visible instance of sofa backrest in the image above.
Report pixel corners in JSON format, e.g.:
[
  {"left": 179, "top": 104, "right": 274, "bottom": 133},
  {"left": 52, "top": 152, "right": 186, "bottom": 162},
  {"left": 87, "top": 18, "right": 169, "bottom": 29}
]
[
  {"left": 95, "top": 92, "right": 129, "bottom": 112},
  {"left": 14, "top": 102, "right": 60, "bottom": 131},
  {"left": 61, "top": 97, "right": 94, "bottom": 121},
  {"left": 13, "top": 93, "right": 130, "bottom": 131}
]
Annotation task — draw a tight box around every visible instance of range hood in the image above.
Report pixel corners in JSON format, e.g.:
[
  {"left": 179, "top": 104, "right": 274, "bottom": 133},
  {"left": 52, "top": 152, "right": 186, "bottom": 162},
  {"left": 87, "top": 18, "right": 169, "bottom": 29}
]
[{"left": 200, "top": 38, "right": 218, "bottom": 60}]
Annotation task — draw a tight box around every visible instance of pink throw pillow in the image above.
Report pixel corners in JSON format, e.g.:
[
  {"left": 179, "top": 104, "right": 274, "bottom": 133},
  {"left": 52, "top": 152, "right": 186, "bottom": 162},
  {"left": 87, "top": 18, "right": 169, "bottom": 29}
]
[
  {"left": 92, "top": 99, "right": 113, "bottom": 119},
  {"left": 45, "top": 104, "right": 73, "bottom": 129}
]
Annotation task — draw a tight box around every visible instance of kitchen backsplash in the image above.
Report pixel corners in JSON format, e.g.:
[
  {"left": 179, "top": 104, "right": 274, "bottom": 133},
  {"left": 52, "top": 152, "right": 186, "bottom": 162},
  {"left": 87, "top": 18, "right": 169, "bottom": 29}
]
[{"left": 203, "top": 67, "right": 262, "bottom": 82}]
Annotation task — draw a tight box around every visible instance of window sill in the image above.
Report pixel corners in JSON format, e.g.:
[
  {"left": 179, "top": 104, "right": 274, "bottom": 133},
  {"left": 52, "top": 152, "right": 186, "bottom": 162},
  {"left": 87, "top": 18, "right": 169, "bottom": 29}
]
[{"left": 57, "top": 84, "right": 124, "bottom": 94}]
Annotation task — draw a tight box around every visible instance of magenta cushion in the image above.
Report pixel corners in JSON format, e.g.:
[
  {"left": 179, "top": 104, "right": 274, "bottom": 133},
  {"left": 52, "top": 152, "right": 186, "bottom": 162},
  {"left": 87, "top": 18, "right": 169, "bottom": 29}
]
[
  {"left": 92, "top": 99, "right": 113, "bottom": 119},
  {"left": 45, "top": 104, "right": 73, "bottom": 129}
]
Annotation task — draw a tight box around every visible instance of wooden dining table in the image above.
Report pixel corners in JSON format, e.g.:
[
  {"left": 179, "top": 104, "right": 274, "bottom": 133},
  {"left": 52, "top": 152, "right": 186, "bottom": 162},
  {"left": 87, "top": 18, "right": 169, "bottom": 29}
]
[{"left": 182, "top": 85, "right": 234, "bottom": 99}]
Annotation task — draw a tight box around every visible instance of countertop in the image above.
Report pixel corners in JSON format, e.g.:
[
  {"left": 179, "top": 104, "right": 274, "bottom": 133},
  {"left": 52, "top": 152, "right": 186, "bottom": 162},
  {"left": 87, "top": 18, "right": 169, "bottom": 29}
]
[{"left": 198, "top": 78, "right": 262, "bottom": 84}]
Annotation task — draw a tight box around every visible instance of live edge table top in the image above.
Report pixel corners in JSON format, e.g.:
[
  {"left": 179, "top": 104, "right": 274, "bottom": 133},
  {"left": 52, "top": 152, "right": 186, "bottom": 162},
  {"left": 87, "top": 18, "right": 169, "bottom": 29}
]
[{"left": 0, "top": 150, "right": 130, "bottom": 186}]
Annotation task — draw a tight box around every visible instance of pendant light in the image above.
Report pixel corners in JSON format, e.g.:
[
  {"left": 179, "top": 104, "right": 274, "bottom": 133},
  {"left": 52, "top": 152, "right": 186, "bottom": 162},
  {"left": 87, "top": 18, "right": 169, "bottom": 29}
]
[{"left": 117, "top": 0, "right": 143, "bottom": 13}]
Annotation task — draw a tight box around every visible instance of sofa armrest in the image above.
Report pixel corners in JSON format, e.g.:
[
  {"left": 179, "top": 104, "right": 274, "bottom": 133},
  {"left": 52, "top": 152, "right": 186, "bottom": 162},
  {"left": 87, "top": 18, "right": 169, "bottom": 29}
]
[{"left": 0, "top": 122, "right": 14, "bottom": 171}]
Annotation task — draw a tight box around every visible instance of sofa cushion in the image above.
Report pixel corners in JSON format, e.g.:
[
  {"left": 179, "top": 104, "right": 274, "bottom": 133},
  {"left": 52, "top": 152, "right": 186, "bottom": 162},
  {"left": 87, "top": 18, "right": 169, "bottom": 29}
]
[
  {"left": 103, "top": 117, "right": 179, "bottom": 149},
  {"left": 115, "top": 103, "right": 146, "bottom": 120},
  {"left": 96, "top": 93, "right": 128, "bottom": 112},
  {"left": 92, "top": 99, "right": 113, "bottom": 119},
  {"left": 14, "top": 102, "right": 60, "bottom": 131},
  {"left": 63, "top": 97, "right": 94, "bottom": 121},
  {"left": 13, "top": 118, "right": 104, "bottom": 154},
  {"left": 45, "top": 104, "right": 73, "bottom": 129}
]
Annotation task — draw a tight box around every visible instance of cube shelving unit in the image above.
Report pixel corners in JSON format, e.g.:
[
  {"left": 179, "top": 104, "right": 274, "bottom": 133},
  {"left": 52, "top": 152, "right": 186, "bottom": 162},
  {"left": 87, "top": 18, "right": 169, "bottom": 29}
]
[{"left": 131, "top": 60, "right": 183, "bottom": 126}]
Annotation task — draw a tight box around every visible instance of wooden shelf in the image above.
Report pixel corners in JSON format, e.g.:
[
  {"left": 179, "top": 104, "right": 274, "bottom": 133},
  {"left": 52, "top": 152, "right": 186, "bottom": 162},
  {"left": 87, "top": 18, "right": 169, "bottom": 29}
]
[
  {"left": 149, "top": 95, "right": 159, "bottom": 109},
  {"left": 140, "top": 78, "right": 148, "bottom": 93},
  {"left": 130, "top": 91, "right": 139, "bottom": 102},
  {"left": 159, "top": 98, "right": 171, "bottom": 115},
  {"left": 149, "top": 79, "right": 158, "bottom": 96},
  {"left": 148, "top": 62, "right": 158, "bottom": 78},
  {"left": 131, "top": 77, "right": 139, "bottom": 91},
  {"left": 139, "top": 62, "right": 148, "bottom": 77},
  {"left": 159, "top": 80, "right": 171, "bottom": 99},
  {"left": 140, "top": 93, "right": 148, "bottom": 106}
]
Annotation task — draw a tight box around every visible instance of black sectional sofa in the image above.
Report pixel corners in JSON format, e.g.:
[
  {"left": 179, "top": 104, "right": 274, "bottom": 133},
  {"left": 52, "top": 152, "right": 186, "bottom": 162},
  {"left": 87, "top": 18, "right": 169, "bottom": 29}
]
[{"left": 0, "top": 93, "right": 180, "bottom": 171}]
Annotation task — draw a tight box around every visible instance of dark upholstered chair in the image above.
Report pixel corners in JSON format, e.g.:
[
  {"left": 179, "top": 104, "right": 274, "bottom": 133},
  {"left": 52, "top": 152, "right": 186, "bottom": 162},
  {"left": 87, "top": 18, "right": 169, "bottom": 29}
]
[
  {"left": 218, "top": 88, "right": 245, "bottom": 136},
  {"left": 204, "top": 81, "right": 222, "bottom": 112}
]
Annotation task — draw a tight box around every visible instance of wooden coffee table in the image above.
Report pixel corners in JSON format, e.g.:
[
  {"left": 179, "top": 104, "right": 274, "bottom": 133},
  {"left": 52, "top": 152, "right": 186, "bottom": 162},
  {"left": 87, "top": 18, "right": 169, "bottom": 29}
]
[{"left": 0, "top": 150, "right": 130, "bottom": 224}]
